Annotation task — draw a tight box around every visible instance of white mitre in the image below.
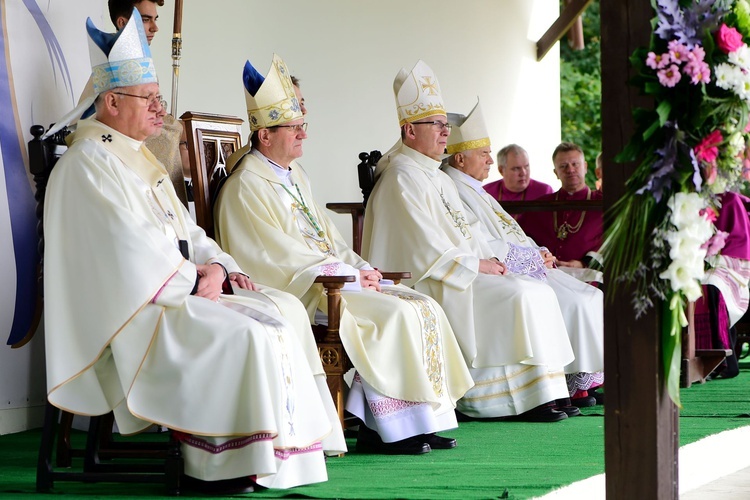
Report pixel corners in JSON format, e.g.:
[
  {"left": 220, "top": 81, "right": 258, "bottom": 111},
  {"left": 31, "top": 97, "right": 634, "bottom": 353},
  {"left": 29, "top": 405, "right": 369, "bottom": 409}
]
[
  {"left": 446, "top": 100, "right": 491, "bottom": 155},
  {"left": 393, "top": 60, "right": 446, "bottom": 126},
  {"left": 243, "top": 53, "right": 302, "bottom": 131},
  {"left": 44, "top": 8, "right": 156, "bottom": 138}
]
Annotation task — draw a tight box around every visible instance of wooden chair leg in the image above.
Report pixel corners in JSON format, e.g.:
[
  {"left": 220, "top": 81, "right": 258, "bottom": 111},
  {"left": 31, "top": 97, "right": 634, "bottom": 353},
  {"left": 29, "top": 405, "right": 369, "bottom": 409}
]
[
  {"left": 36, "top": 402, "right": 59, "bottom": 492},
  {"left": 55, "top": 410, "right": 75, "bottom": 467}
]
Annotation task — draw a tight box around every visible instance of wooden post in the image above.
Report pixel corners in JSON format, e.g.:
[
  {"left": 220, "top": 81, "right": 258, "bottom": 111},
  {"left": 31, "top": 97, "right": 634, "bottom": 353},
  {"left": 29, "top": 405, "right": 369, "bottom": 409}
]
[{"left": 600, "top": 2, "right": 680, "bottom": 499}]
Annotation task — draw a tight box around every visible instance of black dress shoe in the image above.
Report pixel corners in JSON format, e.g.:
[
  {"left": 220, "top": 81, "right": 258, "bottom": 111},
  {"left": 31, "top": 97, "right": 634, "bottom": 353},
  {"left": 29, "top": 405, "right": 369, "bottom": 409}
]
[
  {"left": 555, "top": 398, "right": 582, "bottom": 417},
  {"left": 514, "top": 403, "right": 568, "bottom": 422},
  {"left": 182, "top": 475, "right": 259, "bottom": 495},
  {"left": 571, "top": 395, "right": 597, "bottom": 408},
  {"left": 356, "top": 425, "right": 431, "bottom": 455},
  {"left": 419, "top": 433, "right": 457, "bottom": 449}
]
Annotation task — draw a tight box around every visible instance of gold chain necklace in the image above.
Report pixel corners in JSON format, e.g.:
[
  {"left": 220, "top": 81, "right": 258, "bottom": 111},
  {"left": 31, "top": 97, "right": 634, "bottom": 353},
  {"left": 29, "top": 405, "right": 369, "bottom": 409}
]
[{"left": 553, "top": 189, "right": 591, "bottom": 240}]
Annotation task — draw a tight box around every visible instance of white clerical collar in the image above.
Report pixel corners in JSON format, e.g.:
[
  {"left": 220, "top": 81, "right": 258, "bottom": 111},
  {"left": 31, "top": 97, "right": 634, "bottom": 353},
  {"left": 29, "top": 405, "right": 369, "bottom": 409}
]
[
  {"left": 252, "top": 149, "right": 293, "bottom": 185},
  {"left": 445, "top": 165, "right": 485, "bottom": 194},
  {"left": 93, "top": 119, "right": 143, "bottom": 150},
  {"left": 401, "top": 143, "right": 442, "bottom": 173}
]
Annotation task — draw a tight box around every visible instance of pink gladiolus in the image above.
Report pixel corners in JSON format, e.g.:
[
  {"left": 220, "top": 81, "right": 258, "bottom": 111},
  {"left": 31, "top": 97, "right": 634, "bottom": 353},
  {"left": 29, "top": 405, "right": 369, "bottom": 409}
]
[
  {"left": 702, "top": 230, "right": 728, "bottom": 257},
  {"left": 700, "top": 207, "right": 718, "bottom": 222},
  {"left": 646, "top": 51, "right": 671, "bottom": 69},
  {"left": 694, "top": 130, "right": 724, "bottom": 164},
  {"left": 658, "top": 64, "right": 682, "bottom": 87},
  {"left": 715, "top": 24, "right": 744, "bottom": 54}
]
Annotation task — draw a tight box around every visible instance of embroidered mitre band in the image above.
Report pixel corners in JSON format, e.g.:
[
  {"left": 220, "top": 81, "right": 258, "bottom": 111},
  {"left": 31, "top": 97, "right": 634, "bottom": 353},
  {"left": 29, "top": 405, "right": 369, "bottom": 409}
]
[
  {"left": 446, "top": 100, "right": 491, "bottom": 155},
  {"left": 87, "top": 9, "right": 156, "bottom": 95},
  {"left": 243, "top": 54, "right": 302, "bottom": 131},
  {"left": 393, "top": 60, "right": 446, "bottom": 126}
]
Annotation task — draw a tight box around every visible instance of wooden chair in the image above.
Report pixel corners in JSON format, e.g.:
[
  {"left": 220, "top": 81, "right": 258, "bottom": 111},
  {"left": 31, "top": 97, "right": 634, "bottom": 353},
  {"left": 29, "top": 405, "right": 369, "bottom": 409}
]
[
  {"left": 325, "top": 151, "right": 380, "bottom": 255},
  {"left": 28, "top": 125, "right": 183, "bottom": 494},
  {"left": 680, "top": 301, "right": 733, "bottom": 387},
  {"left": 181, "top": 112, "right": 356, "bottom": 429}
]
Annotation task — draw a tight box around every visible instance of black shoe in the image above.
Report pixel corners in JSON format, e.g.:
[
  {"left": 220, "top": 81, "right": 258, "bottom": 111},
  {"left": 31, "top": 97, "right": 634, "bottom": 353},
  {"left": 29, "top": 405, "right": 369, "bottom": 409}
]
[
  {"left": 571, "top": 395, "right": 597, "bottom": 408},
  {"left": 419, "top": 433, "right": 456, "bottom": 449},
  {"left": 356, "top": 425, "right": 431, "bottom": 455},
  {"left": 555, "top": 398, "right": 582, "bottom": 417},
  {"left": 589, "top": 388, "right": 605, "bottom": 405},
  {"left": 514, "top": 403, "right": 568, "bottom": 422},
  {"left": 182, "top": 475, "right": 259, "bottom": 495}
]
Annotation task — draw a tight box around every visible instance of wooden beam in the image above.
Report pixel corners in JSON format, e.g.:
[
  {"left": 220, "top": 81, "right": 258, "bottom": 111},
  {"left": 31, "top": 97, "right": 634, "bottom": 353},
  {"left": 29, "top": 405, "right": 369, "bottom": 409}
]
[
  {"left": 601, "top": 2, "right": 679, "bottom": 499},
  {"left": 536, "top": 0, "right": 594, "bottom": 61}
]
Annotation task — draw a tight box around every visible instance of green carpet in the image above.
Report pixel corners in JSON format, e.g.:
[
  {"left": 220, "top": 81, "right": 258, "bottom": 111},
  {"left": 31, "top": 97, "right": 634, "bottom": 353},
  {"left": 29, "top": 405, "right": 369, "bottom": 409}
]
[{"left": 3, "top": 363, "right": 750, "bottom": 499}]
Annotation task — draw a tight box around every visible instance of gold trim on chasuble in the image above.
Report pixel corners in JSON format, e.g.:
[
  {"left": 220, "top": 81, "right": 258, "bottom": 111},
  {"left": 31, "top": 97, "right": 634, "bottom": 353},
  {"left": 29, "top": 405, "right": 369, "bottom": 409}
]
[
  {"left": 381, "top": 290, "right": 445, "bottom": 398},
  {"left": 493, "top": 208, "right": 527, "bottom": 243},
  {"left": 440, "top": 191, "right": 470, "bottom": 239}
]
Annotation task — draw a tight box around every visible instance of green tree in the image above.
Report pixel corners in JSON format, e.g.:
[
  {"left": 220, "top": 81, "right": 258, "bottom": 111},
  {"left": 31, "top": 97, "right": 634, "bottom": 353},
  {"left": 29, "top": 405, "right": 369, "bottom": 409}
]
[{"left": 560, "top": 1, "right": 601, "bottom": 188}]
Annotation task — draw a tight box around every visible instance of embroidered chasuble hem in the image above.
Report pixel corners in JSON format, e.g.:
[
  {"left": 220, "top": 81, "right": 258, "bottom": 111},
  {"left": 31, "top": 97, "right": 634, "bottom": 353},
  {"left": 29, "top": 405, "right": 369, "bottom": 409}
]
[
  {"left": 460, "top": 372, "right": 566, "bottom": 402},
  {"left": 47, "top": 260, "right": 186, "bottom": 396}
]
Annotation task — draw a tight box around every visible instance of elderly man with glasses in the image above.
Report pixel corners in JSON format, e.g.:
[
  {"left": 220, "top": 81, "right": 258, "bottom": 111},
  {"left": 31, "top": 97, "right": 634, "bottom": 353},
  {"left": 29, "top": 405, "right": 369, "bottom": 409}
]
[
  {"left": 44, "top": 14, "right": 347, "bottom": 493},
  {"left": 362, "top": 62, "right": 578, "bottom": 422},
  {"left": 215, "top": 55, "right": 473, "bottom": 456}
]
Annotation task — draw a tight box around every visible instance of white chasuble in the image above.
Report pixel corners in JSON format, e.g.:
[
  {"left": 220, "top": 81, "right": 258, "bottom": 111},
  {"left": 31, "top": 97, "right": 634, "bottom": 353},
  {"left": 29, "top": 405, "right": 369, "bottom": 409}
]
[
  {"left": 363, "top": 145, "right": 575, "bottom": 372},
  {"left": 44, "top": 119, "right": 344, "bottom": 488},
  {"left": 444, "top": 166, "right": 604, "bottom": 374},
  {"left": 214, "top": 152, "right": 473, "bottom": 410}
]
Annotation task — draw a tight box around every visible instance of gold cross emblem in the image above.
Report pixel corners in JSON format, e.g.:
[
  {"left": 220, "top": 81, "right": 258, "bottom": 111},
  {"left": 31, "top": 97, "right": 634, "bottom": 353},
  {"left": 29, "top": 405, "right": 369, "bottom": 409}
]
[{"left": 420, "top": 77, "right": 439, "bottom": 96}]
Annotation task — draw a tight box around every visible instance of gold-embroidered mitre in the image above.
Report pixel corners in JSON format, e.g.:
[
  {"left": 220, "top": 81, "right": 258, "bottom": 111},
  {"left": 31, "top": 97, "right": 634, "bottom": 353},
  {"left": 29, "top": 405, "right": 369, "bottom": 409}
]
[
  {"left": 243, "top": 54, "right": 302, "bottom": 131},
  {"left": 446, "top": 99, "right": 491, "bottom": 155},
  {"left": 393, "top": 60, "right": 446, "bottom": 126}
]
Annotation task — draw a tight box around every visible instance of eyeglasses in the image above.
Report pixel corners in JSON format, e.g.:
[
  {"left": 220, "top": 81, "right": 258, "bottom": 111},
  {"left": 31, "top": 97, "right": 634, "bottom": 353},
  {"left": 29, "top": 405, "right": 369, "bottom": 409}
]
[
  {"left": 272, "top": 122, "right": 308, "bottom": 133},
  {"left": 113, "top": 92, "right": 167, "bottom": 110},
  {"left": 412, "top": 120, "right": 452, "bottom": 131}
]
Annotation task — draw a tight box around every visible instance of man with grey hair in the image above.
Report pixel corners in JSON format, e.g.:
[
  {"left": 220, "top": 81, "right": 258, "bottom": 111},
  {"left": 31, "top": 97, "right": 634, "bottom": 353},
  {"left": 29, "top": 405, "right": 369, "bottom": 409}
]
[{"left": 483, "top": 144, "right": 553, "bottom": 202}]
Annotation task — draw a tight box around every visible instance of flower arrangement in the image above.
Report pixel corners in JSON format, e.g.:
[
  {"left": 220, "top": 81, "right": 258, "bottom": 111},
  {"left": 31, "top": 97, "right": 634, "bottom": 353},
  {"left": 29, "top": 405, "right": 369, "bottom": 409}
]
[{"left": 603, "top": 0, "right": 750, "bottom": 405}]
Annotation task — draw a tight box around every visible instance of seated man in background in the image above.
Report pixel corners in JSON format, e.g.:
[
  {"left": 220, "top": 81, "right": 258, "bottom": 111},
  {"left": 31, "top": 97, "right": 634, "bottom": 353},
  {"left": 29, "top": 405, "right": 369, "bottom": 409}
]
[
  {"left": 214, "top": 54, "right": 473, "bottom": 455},
  {"left": 520, "top": 142, "right": 603, "bottom": 282},
  {"left": 363, "top": 60, "right": 577, "bottom": 422},
  {"left": 483, "top": 144, "right": 553, "bottom": 203},
  {"left": 44, "top": 14, "right": 344, "bottom": 492},
  {"left": 442, "top": 101, "right": 604, "bottom": 406}
]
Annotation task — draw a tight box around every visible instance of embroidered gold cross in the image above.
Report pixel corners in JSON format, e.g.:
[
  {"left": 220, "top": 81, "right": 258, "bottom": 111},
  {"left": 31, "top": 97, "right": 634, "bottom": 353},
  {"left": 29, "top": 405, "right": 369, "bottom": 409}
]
[{"left": 420, "top": 77, "right": 439, "bottom": 96}]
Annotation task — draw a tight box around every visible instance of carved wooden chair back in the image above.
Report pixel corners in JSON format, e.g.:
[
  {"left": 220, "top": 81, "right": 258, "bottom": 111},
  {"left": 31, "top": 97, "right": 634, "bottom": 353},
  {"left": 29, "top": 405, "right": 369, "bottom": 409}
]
[{"left": 180, "top": 111, "right": 244, "bottom": 239}]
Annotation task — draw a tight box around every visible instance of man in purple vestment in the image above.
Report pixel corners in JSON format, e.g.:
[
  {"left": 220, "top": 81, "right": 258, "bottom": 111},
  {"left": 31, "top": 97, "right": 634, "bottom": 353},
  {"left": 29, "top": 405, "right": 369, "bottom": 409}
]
[
  {"left": 520, "top": 142, "right": 603, "bottom": 272},
  {"left": 483, "top": 144, "right": 553, "bottom": 202}
]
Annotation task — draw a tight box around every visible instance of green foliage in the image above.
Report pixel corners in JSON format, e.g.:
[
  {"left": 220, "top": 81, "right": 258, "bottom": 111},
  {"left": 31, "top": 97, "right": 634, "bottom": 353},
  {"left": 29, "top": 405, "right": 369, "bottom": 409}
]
[{"left": 560, "top": 1, "right": 601, "bottom": 188}]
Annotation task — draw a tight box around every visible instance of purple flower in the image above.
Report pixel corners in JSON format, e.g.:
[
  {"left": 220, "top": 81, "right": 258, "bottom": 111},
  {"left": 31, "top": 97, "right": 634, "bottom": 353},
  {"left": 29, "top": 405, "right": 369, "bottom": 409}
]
[
  {"left": 655, "top": 0, "right": 728, "bottom": 47},
  {"left": 658, "top": 64, "right": 682, "bottom": 87}
]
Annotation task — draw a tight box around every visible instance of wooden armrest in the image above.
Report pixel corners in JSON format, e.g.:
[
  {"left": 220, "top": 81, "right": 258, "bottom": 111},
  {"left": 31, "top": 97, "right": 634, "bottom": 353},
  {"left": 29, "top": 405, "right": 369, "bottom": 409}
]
[
  {"left": 314, "top": 275, "right": 356, "bottom": 287},
  {"left": 380, "top": 271, "right": 411, "bottom": 285}
]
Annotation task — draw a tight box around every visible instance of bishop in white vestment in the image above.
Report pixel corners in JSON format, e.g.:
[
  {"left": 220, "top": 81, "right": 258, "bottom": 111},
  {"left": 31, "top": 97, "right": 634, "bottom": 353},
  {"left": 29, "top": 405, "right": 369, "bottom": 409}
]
[
  {"left": 214, "top": 55, "right": 474, "bottom": 454},
  {"left": 362, "top": 61, "right": 577, "bottom": 421},
  {"left": 43, "top": 13, "right": 344, "bottom": 491},
  {"left": 441, "top": 101, "right": 604, "bottom": 401}
]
